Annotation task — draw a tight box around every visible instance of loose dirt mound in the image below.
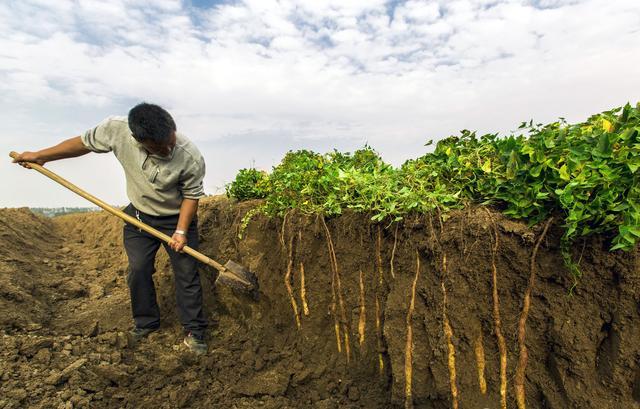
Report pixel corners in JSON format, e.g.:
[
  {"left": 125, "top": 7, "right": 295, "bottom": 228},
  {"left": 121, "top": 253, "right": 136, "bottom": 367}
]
[
  {"left": 0, "top": 208, "right": 59, "bottom": 329},
  {"left": 1, "top": 198, "right": 639, "bottom": 408}
]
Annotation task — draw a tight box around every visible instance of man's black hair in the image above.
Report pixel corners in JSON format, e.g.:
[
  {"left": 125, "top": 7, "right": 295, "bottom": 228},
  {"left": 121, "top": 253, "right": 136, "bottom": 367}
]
[{"left": 128, "top": 102, "right": 176, "bottom": 143}]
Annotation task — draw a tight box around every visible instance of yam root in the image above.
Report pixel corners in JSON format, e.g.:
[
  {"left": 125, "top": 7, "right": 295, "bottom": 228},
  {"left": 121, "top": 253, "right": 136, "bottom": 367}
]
[
  {"left": 284, "top": 234, "right": 301, "bottom": 329},
  {"left": 390, "top": 223, "right": 399, "bottom": 279},
  {"left": 321, "top": 217, "right": 351, "bottom": 363},
  {"left": 404, "top": 251, "right": 420, "bottom": 409},
  {"left": 484, "top": 208, "right": 508, "bottom": 409},
  {"left": 376, "top": 296, "right": 384, "bottom": 376},
  {"left": 300, "top": 261, "right": 309, "bottom": 316},
  {"left": 298, "top": 230, "right": 309, "bottom": 316},
  {"left": 358, "top": 269, "right": 366, "bottom": 349},
  {"left": 441, "top": 253, "right": 459, "bottom": 409},
  {"left": 474, "top": 333, "right": 487, "bottom": 395},
  {"left": 514, "top": 218, "right": 553, "bottom": 409}
]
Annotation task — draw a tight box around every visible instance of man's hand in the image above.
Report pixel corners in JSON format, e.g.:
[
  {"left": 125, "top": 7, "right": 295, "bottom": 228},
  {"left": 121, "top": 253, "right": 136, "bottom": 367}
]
[
  {"left": 170, "top": 232, "right": 187, "bottom": 252},
  {"left": 12, "top": 151, "right": 46, "bottom": 169},
  {"left": 171, "top": 198, "right": 198, "bottom": 253}
]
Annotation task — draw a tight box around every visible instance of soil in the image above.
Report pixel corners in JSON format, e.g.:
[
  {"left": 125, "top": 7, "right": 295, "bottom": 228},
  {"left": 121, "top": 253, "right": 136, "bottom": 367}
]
[{"left": 1, "top": 197, "right": 639, "bottom": 408}]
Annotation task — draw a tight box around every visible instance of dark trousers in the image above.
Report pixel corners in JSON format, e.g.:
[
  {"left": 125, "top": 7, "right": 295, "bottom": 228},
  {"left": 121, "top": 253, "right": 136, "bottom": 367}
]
[{"left": 123, "top": 204, "right": 207, "bottom": 337}]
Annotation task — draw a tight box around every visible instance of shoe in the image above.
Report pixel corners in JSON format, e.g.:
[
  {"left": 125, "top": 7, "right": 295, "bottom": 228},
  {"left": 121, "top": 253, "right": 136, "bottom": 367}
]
[
  {"left": 183, "top": 332, "right": 207, "bottom": 355},
  {"left": 128, "top": 326, "right": 158, "bottom": 342}
]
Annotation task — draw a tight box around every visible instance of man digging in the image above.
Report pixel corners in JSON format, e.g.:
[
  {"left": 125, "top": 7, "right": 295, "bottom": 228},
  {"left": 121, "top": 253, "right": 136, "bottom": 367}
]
[{"left": 12, "top": 103, "right": 208, "bottom": 355}]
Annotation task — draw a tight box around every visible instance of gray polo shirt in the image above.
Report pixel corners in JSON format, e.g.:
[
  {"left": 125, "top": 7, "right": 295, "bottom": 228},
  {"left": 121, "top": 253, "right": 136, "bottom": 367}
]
[{"left": 81, "top": 116, "right": 206, "bottom": 216}]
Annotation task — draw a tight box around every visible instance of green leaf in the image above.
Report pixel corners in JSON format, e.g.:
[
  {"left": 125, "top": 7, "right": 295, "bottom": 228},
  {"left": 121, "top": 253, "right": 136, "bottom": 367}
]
[
  {"left": 506, "top": 150, "right": 518, "bottom": 179},
  {"left": 559, "top": 164, "right": 571, "bottom": 181},
  {"left": 530, "top": 165, "right": 543, "bottom": 178},
  {"left": 610, "top": 242, "right": 629, "bottom": 251},
  {"left": 596, "top": 133, "right": 612, "bottom": 155}
]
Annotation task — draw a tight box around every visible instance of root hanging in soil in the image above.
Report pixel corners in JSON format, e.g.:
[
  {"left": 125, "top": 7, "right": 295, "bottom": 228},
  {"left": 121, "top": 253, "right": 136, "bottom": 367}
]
[
  {"left": 317, "top": 217, "right": 341, "bottom": 353},
  {"left": 441, "top": 253, "right": 459, "bottom": 409},
  {"left": 285, "top": 234, "right": 301, "bottom": 330},
  {"left": 484, "top": 208, "right": 508, "bottom": 409},
  {"left": 374, "top": 226, "right": 386, "bottom": 376},
  {"left": 336, "top": 273, "right": 351, "bottom": 362},
  {"left": 334, "top": 314, "right": 342, "bottom": 354},
  {"left": 377, "top": 225, "right": 384, "bottom": 285},
  {"left": 331, "top": 269, "right": 341, "bottom": 352},
  {"left": 298, "top": 230, "right": 309, "bottom": 316},
  {"left": 514, "top": 217, "right": 554, "bottom": 409},
  {"left": 279, "top": 211, "right": 289, "bottom": 248},
  {"left": 358, "top": 269, "right": 366, "bottom": 350},
  {"left": 321, "top": 217, "right": 351, "bottom": 363},
  {"left": 474, "top": 333, "right": 487, "bottom": 395},
  {"left": 375, "top": 296, "right": 384, "bottom": 376},
  {"left": 390, "top": 223, "right": 399, "bottom": 279},
  {"left": 300, "top": 261, "right": 309, "bottom": 316},
  {"left": 404, "top": 251, "right": 421, "bottom": 409}
]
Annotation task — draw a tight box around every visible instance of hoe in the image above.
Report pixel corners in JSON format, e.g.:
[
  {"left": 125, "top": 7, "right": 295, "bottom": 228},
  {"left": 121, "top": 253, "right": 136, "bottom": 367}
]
[{"left": 9, "top": 151, "right": 259, "bottom": 298}]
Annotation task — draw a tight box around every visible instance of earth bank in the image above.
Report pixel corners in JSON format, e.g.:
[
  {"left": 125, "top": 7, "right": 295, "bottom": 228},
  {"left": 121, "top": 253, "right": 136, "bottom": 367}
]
[{"left": 0, "top": 196, "right": 639, "bottom": 408}]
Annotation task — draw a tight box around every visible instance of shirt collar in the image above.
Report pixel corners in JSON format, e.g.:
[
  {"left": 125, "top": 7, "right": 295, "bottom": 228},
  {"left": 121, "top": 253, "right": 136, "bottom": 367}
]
[
  {"left": 130, "top": 135, "right": 176, "bottom": 161},
  {"left": 149, "top": 147, "right": 175, "bottom": 161}
]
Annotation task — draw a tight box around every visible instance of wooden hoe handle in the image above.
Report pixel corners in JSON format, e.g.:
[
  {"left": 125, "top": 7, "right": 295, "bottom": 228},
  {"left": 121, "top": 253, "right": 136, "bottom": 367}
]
[{"left": 9, "top": 151, "right": 226, "bottom": 272}]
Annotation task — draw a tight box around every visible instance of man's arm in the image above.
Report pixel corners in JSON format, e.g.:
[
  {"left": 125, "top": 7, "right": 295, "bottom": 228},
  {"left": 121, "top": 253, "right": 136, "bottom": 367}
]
[
  {"left": 12, "top": 136, "right": 90, "bottom": 168},
  {"left": 169, "top": 198, "right": 199, "bottom": 252}
]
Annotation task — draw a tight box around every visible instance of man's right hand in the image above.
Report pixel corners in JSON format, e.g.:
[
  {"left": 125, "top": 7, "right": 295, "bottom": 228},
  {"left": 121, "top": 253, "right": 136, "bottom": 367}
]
[{"left": 12, "top": 151, "right": 46, "bottom": 168}]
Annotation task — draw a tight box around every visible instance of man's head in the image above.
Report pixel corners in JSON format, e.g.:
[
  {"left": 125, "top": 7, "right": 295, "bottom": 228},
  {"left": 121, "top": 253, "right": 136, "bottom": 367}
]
[{"left": 128, "top": 102, "right": 177, "bottom": 157}]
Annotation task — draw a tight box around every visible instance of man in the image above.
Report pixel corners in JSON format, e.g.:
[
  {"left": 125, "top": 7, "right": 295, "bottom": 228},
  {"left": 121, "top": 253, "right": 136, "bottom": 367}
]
[{"left": 13, "top": 103, "right": 208, "bottom": 354}]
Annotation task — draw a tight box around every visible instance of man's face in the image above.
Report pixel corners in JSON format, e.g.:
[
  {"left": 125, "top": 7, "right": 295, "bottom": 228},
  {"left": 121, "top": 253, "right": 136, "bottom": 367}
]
[{"left": 139, "top": 132, "right": 176, "bottom": 157}]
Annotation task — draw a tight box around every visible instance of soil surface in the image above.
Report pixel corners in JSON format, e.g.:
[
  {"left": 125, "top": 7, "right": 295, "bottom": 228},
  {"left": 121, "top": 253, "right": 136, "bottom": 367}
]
[{"left": 1, "top": 197, "right": 639, "bottom": 408}]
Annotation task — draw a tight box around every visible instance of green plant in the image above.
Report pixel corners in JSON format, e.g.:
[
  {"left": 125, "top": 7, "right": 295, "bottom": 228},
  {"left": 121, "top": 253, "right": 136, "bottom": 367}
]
[
  {"left": 226, "top": 103, "right": 640, "bottom": 277},
  {"left": 225, "top": 168, "right": 269, "bottom": 201}
]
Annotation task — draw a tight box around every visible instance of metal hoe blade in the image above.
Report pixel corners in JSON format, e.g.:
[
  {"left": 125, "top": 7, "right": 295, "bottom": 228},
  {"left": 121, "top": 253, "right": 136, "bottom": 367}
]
[{"left": 216, "top": 260, "right": 259, "bottom": 299}]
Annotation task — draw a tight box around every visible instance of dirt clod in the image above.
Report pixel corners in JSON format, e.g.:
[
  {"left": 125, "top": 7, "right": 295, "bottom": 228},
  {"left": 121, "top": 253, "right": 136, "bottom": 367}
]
[
  {"left": 19, "top": 337, "right": 53, "bottom": 357},
  {"left": 33, "top": 348, "right": 52, "bottom": 364},
  {"left": 234, "top": 369, "right": 291, "bottom": 397}
]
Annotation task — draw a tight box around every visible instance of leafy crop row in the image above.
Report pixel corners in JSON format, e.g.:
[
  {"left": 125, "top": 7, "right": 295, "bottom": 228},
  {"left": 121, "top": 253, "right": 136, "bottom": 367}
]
[{"left": 226, "top": 103, "right": 640, "bottom": 275}]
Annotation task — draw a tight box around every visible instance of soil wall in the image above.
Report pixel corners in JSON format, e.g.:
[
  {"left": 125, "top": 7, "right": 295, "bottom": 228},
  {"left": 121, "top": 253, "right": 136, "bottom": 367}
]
[
  {"left": 0, "top": 198, "right": 639, "bottom": 408},
  {"left": 198, "top": 198, "right": 640, "bottom": 409}
]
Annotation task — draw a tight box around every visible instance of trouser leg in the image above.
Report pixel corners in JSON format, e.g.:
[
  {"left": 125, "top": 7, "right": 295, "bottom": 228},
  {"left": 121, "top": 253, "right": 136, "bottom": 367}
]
[
  {"left": 161, "top": 221, "right": 207, "bottom": 338},
  {"left": 123, "top": 210, "right": 162, "bottom": 330}
]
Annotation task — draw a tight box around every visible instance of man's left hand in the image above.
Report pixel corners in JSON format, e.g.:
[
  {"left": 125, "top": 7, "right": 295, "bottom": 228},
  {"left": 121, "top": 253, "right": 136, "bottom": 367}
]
[{"left": 170, "top": 232, "right": 187, "bottom": 252}]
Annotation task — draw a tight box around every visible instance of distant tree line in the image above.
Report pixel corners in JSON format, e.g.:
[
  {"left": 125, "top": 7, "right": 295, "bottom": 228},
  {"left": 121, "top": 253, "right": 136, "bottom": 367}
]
[{"left": 30, "top": 207, "right": 99, "bottom": 218}]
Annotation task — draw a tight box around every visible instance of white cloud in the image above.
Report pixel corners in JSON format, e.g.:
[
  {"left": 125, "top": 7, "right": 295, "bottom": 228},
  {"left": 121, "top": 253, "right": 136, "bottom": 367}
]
[{"left": 1, "top": 0, "right": 639, "bottom": 207}]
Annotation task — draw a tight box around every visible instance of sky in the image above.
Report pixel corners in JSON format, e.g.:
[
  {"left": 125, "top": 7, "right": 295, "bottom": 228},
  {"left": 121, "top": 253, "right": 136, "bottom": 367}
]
[{"left": 1, "top": 0, "right": 639, "bottom": 208}]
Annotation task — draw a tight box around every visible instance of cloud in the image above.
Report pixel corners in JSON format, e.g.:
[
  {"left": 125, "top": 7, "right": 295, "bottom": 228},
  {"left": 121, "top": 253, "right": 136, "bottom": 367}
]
[{"left": 1, "top": 0, "right": 639, "bottom": 206}]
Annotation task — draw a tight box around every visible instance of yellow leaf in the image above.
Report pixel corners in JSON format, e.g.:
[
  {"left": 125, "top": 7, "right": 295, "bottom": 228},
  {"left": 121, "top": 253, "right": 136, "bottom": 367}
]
[
  {"left": 481, "top": 160, "right": 492, "bottom": 173},
  {"left": 602, "top": 119, "right": 613, "bottom": 132}
]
